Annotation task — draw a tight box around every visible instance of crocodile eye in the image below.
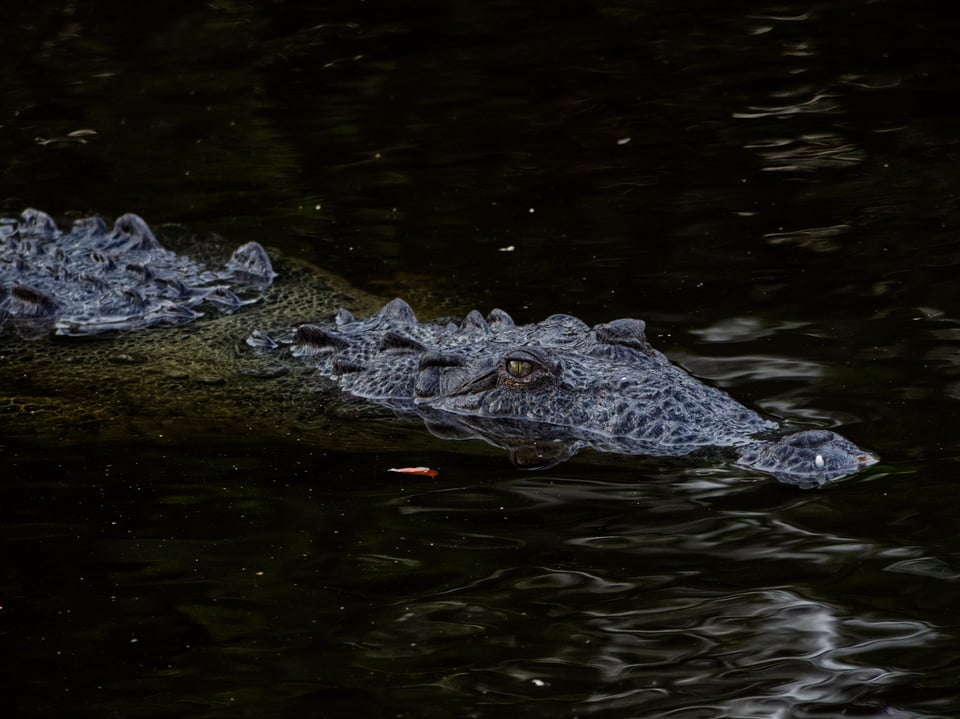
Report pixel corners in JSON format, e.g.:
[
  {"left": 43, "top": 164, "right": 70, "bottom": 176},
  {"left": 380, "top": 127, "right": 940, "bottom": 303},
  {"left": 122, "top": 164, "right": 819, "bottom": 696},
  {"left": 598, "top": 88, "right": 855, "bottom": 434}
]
[
  {"left": 499, "top": 349, "right": 558, "bottom": 388},
  {"left": 506, "top": 358, "right": 534, "bottom": 378}
]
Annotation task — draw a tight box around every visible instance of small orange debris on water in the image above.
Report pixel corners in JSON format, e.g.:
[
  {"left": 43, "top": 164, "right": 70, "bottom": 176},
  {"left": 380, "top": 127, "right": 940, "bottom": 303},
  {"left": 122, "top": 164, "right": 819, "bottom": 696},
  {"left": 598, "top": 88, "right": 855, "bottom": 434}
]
[{"left": 388, "top": 466, "right": 439, "bottom": 478}]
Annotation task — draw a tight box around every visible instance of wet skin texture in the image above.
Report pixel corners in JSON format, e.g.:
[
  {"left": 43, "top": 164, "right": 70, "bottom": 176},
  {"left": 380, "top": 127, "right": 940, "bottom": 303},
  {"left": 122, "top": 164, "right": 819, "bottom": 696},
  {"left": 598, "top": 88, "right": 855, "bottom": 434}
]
[
  {"left": 272, "top": 297, "right": 877, "bottom": 485},
  {"left": 1, "top": 210, "right": 877, "bottom": 486}
]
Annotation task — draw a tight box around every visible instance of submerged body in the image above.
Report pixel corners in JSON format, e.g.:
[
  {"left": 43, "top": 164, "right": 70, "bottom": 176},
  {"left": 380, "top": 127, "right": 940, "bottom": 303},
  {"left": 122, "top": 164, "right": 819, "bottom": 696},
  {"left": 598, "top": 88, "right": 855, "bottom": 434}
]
[
  {"left": 0, "top": 209, "right": 275, "bottom": 338},
  {"left": 1, "top": 210, "right": 877, "bottom": 485},
  {"left": 256, "top": 298, "right": 877, "bottom": 484}
]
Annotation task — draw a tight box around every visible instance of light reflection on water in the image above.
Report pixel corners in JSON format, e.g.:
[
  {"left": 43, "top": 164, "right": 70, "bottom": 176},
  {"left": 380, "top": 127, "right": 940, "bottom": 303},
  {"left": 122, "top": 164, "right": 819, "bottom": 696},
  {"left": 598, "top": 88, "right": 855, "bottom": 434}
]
[
  {"left": 2, "top": 439, "right": 958, "bottom": 717},
  {"left": 370, "top": 472, "right": 949, "bottom": 717}
]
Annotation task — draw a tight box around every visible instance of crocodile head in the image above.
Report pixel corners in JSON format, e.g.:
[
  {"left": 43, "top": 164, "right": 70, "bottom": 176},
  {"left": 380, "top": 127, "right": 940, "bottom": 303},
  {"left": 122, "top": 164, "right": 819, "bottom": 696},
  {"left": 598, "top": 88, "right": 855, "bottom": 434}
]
[
  {"left": 268, "top": 297, "right": 877, "bottom": 483},
  {"left": 406, "top": 314, "right": 876, "bottom": 482},
  {"left": 411, "top": 315, "right": 776, "bottom": 458}
]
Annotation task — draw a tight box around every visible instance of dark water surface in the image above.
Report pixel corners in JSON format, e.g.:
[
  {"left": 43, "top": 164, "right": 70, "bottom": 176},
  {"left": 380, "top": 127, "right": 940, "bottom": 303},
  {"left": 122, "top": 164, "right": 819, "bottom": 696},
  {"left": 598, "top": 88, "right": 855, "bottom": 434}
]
[{"left": 3, "top": 1, "right": 960, "bottom": 717}]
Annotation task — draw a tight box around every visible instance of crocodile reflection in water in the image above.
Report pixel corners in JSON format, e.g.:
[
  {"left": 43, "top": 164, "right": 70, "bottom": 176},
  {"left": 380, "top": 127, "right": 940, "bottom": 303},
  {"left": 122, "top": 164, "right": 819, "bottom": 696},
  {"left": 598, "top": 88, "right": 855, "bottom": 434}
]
[{"left": 0, "top": 210, "right": 878, "bottom": 486}]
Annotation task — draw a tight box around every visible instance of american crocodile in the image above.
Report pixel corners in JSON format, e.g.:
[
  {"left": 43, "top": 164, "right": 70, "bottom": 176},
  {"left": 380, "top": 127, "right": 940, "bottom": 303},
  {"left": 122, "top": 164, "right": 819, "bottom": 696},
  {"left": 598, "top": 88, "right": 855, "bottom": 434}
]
[{"left": 0, "top": 209, "right": 878, "bottom": 485}]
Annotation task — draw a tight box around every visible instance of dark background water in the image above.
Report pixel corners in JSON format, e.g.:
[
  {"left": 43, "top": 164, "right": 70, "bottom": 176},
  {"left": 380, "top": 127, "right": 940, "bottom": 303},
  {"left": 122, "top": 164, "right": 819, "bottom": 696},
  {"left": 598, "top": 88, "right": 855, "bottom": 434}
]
[{"left": 3, "top": 1, "right": 960, "bottom": 717}]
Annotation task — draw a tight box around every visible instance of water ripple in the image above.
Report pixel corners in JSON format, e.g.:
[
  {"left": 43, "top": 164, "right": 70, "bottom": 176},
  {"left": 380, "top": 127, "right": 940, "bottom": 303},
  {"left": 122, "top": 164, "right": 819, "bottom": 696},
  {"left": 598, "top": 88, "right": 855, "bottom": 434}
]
[
  {"left": 747, "top": 133, "right": 864, "bottom": 172},
  {"left": 670, "top": 352, "right": 826, "bottom": 384},
  {"left": 763, "top": 224, "right": 852, "bottom": 252},
  {"left": 733, "top": 91, "right": 841, "bottom": 119},
  {"left": 426, "top": 587, "right": 935, "bottom": 717}
]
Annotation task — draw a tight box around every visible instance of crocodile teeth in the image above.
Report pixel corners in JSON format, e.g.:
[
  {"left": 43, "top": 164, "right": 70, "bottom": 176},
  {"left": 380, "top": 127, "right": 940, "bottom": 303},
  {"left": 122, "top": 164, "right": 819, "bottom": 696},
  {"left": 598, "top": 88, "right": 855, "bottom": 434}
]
[{"left": 335, "top": 308, "right": 356, "bottom": 325}]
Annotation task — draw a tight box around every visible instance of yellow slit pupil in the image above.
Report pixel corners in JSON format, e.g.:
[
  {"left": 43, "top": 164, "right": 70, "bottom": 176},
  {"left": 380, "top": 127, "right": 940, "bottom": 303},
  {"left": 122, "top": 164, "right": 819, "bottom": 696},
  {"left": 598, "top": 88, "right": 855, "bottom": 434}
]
[{"left": 507, "top": 359, "right": 534, "bottom": 378}]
